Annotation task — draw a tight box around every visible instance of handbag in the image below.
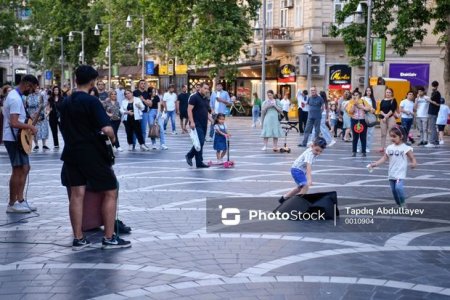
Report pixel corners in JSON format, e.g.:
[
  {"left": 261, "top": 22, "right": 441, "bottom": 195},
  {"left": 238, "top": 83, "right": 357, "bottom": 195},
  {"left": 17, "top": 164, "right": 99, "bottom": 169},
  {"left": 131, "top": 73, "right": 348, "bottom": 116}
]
[
  {"left": 365, "top": 112, "right": 377, "bottom": 127},
  {"left": 189, "top": 128, "right": 201, "bottom": 151},
  {"left": 148, "top": 121, "right": 160, "bottom": 138}
]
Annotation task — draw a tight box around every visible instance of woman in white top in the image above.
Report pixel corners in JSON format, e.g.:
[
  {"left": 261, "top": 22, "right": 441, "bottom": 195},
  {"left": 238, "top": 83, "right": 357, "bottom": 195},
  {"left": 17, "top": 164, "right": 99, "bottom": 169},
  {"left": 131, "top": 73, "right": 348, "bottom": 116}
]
[
  {"left": 120, "top": 89, "right": 149, "bottom": 151},
  {"left": 280, "top": 94, "right": 291, "bottom": 121}
]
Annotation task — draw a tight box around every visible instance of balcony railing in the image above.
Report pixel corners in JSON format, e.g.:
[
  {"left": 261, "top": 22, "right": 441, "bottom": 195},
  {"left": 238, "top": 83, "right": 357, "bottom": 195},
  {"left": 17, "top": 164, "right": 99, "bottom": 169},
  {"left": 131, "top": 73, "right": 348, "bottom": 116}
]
[{"left": 254, "top": 27, "right": 292, "bottom": 43}]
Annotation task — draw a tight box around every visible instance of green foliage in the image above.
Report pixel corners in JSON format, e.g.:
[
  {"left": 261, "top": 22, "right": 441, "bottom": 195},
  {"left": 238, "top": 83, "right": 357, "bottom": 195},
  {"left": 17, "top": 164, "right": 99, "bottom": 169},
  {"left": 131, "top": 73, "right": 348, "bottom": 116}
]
[{"left": 331, "top": 0, "right": 448, "bottom": 65}]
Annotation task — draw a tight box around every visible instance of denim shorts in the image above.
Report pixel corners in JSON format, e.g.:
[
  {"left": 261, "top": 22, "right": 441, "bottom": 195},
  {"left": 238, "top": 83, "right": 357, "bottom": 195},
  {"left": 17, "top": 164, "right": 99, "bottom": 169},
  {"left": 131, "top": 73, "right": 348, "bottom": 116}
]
[
  {"left": 4, "top": 141, "right": 29, "bottom": 167},
  {"left": 291, "top": 168, "right": 307, "bottom": 186}
]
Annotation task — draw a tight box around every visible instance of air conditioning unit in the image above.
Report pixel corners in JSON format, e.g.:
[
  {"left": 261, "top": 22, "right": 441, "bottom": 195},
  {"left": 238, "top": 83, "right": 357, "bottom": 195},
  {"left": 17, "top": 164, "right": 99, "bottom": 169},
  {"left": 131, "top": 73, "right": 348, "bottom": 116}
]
[
  {"left": 311, "top": 56, "right": 321, "bottom": 65},
  {"left": 311, "top": 55, "right": 325, "bottom": 76},
  {"left": 296, "top": 55, "right": 308, "bottom": 76},
  {"left": 311, "top": 66, "right": 321, "bottom": 75},
  {"left": 286, "top": 0, "right": 294, "bottom": 8}
]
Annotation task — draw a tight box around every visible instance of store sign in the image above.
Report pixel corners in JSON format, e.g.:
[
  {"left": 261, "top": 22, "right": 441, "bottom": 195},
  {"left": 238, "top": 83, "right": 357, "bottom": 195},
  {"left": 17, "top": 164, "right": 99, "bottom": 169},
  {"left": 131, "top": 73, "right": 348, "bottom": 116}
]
[
  {"left": 372, "top": 38, "right": 386, "bottom": 62},
  {"left": 175, "top": 64, "right": 188, "bottom": 75},
  {"left": 45, "top": 71, "right": 52, "bottom": 80},
  {"left": 159, "top": 65, "right": 168, "bottom": 75},
  {"left": 15, "top": 69, "right": 27, "bottom": 75},
  {"left": 145, "top": 61, "right": 154, "bottom": 75},
  {"left": 329, "top": 64, "right": 351, "bottom": 89},
  {"left": 278, "top": 64, "right": 296, "bottom": 83},
  {"left": 168, "top": 59, "right": 174, "bottom": 76},
  {"left": 389, "top": 63, "right": 430, "bottom": 87}
]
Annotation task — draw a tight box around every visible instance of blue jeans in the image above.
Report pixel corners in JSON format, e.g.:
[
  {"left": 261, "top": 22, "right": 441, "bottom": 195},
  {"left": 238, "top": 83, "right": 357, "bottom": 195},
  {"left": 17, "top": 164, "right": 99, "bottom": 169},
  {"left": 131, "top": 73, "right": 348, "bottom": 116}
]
[
  {"left": 149, "top": 109, "right": 166, "bottom": 146},
  {"left": 309, "top": 115, "right": 332, "bottom": 144},
  {"left": 389, "top": 179, "right": 405, "bottom": 206},
  {"left": 401, "top": 118, "right": 413, "bottom": 137},
  {"left": 164, "top": 110, "right": 176, "bottom": 133},
  {"left": 141, "top": 111, "right": 151, "bottom": 144},
  {"left": 252, "top": 106, "right": 260, "bottom": 125},
  {"left": 301, "top": 117, "right": 321, "bottom": 145},
  {"left": 187, "top": 126, "right": 206, "bottom": 167}
]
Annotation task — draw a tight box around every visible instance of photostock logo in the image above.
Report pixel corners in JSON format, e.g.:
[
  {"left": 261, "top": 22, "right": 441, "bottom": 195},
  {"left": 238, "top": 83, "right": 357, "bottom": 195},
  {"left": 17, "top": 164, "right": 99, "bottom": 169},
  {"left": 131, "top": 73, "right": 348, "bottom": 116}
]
[{"left": 219, "top": 205, "right": 241, "bottom": 226}]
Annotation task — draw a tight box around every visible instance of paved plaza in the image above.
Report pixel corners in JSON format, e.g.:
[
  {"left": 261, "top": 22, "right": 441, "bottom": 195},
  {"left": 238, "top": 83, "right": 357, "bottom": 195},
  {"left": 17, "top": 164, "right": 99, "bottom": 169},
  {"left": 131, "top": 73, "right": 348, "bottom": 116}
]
[{"left": 1, "top": 117, "right": 450, "bottom": 300}]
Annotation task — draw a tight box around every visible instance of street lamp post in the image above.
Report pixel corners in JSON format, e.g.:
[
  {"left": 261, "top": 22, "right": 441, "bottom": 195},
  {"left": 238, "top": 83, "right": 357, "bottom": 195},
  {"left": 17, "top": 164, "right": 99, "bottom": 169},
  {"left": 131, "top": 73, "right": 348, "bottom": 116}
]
[
  {"left": 69, "top": 30, "right": 85, "bottom": 64},
  {"left": 95, "top": 23, "right": 112, "bottom": 90},
  {"left": 50, "top": 37, "right": 64, "bottom": 86},
  {"left": 126, "top": 15, "right": 145, "bottom": 79},
  {"left": 356, "top": 0, "right": 372, "bottom": 88},
  {"left": 261, "top": 0, "right": 266, "bottom": 102}
]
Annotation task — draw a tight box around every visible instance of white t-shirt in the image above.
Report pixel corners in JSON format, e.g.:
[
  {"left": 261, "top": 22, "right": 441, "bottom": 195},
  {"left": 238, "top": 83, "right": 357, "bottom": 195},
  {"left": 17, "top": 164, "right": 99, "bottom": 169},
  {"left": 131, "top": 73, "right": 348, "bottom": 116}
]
[
  {"left": 400, "top": 99, "right": 415, "bottom": 119},
  {"left": 415, "top": 96, "right": 429, "bottom": 118},
  {"left": 163, "top": 92, "right": 177, "bottom": 112},
  {"left": 280, "top": 99, "right": 290, "bottom": 112},
  {"left": 386, "top": 143, "right": 413, "bottom": 180},
  {"left": 437, "top": 104, "right": 450, "bottom": 125},
  {"left": 291, "top": 148, "right": 317, "bottom": 172},
  {"left": 298, "top": 92, "right": 309, "bottom": 112},
  {"left": 2, "top": 89, "right": 26, "bottom": 142}
]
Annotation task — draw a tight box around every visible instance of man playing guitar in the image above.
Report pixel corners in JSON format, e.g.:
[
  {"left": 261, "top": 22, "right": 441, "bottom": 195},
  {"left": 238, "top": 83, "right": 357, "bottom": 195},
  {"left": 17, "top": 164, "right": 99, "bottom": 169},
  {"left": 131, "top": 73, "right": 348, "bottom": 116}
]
[
  {"left": 2, "top": 75, "right": 39, "bottom": 213},
  {"left": 59, "top": 65, "right": 131, "bottom": 250}
]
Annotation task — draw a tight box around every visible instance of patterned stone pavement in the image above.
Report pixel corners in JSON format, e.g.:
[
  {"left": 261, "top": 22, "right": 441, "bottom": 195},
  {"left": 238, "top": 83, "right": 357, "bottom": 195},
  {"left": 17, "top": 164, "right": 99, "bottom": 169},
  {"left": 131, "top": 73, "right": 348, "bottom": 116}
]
[{"left": 1, "top": 117, "right": 450, "bottom": 300}]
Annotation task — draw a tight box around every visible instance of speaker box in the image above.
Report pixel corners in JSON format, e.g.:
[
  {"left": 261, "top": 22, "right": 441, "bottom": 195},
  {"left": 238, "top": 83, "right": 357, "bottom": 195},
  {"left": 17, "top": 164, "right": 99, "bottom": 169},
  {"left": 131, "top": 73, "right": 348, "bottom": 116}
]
[
  {"left": 66, "top": 188, "right": 104, "bottom": 231},
  {"left": 274, "top": 191, "right": 339, "bottom": 220}
]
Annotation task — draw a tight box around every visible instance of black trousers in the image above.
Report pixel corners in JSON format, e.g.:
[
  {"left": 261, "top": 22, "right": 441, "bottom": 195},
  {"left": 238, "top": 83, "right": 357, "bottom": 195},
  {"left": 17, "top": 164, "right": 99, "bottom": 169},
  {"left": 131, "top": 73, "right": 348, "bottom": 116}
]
[
  {"left": 124, "top": 119, "right": 144, "bottom": 145},
  {"left": 49, "top": 116, "right": 59, "bottom": 147},
  {"left": 283, "top": 111, "right": 289, "bottom": 121},
  {"left": 111, "top": 120, "right": 121, "bottom": 148},
  {"left": 187, "top": 125, "right": 206, "bottom": 167},
  {"left": 351, "top": 119, "right": 367, "bottom": 153},
  {"left": 298, "top": 110, "right": 308, "bottom": 133}
]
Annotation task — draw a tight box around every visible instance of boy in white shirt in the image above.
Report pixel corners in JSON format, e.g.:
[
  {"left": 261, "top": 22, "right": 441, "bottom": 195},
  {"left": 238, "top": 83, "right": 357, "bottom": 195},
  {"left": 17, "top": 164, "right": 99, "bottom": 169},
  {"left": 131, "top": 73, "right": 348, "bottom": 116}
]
[
  {"left": 414, "top": 87, "right": 429, "bottom": 145},
  {"left": 280, "top": 94, "right": 291, "bottom": 121},
  {"left": 400, "top": 91, "right": 415, "bottom": 144},
  {"left": 436, "top": 100, "right": 449, "bottom": 145},
  {"left": 163, "top": 84, "right": 178, "bottom": 134}
]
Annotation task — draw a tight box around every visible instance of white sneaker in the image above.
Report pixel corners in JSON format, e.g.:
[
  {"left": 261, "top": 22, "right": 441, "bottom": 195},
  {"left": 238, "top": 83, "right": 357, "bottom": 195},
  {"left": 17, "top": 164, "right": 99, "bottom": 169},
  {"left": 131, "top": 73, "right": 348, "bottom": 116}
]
[
  {"left": 140, "top": 144, "right": 150, "bottom": 151},
  {"left": 439, "top": 140, "right": 444, "bottom": 145},
  {"left": 128, "top": 145, "right": 133, "bottom": 151},
  {"left": 262, "top": 145, "right": 267, "bottom": 151},
  {"left": 116, "top": 147, "right": 123, "bottom": 152},
  {"left": 152, "top": 144, "right": 157, "bottom": 150},
  {"left": 20, "top": 200, "right": 37, "bottom": 211},
  {"left": 160, "top": 145, "right": 168, "bottom": 150},
  {"left": 425, "top": 143, "right": 436, "bottom": 148},
  {"left": 6, "top": 202, "right": 31, "bottom": 213},
  {"left": 172, "top": 131, "right": 178, "bottom": 135},
  {"left": 328, "top": 140, "right": 336, "bottom": 147},
  {"left": 357, "top": 149, "right": 361, "bottom": 153},
  {"left": 251, "top": 124, "right": 256, "bottom": 128}
]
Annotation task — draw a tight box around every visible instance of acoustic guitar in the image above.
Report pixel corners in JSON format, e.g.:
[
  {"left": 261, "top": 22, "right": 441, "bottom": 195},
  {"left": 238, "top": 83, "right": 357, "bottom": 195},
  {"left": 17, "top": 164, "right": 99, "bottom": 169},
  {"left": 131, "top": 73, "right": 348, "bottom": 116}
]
[{"left": 19, "top": 103, "right": 44, "bottom": 154}]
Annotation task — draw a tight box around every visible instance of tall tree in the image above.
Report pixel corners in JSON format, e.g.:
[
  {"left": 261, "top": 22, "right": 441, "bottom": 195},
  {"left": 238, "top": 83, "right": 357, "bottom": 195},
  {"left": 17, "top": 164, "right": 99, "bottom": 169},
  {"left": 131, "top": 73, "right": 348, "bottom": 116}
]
[{"left": 331, "top": 0, "right": 450, "bottom": 99}]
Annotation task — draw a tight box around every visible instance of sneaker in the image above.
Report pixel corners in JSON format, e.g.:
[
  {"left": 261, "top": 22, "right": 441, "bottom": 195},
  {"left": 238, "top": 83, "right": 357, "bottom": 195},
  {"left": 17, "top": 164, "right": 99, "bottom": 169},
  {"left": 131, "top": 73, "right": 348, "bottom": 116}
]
[
  {"left": 366, "top": 149, "right": 371, "bottom": 153},
  {"left": 206, "top": 137, "right": 213, "bottom": 142},
  {"left": 328, "top": 140, "right": 336, "bottom": 147},
  {"left": 72, "top": 237, "right": 91, "bottom": 251},
  {"left": 424, "top": 143, "right": 436, "bottom": 148},
  {"left": 418, "top": 141, "right": 424, "bottom": 146},
  {"left": 33, "top": 146, "right": 39, "bottom": 152},
  {"left": 54, "top": 145, "right": 60, "bottom": 150},
  {"left": 152, "top": 144, "right": 157, "bottom": 150},
  {"left": 439, "top": 140, "right": 444, "bottom": 145},
  {"left": 362, "top": 153, "right": 367, "bottom": 157},
  {"left": 6, "top": 202, "right": 31, "bottom": 213},
  {"left": 172, "top": 131, "right": 178, "bottom": 135},
  {"left": 357, "top": 149, "right": 361, "bottom": 153},
  {"left": 42, "top": 145, "right": 50, "bottom": 150},
  {"left": 251, "top": 124, "right": 256, "bottom": 128},
  {"left": 128, "top": 145, "right": 133, "bottom": 151},
  {"left": 102, "top": 234, "right": 131, "bottom": 250},
  {"left": 116, "top": 147, "right": 123, "bottom": 152},
  {"left": 160, "top": 144, "right": 168, "bottom": 150},
  {"left": 19, "top": 200, "right": 37, "bottom": 211},
  {"left": 140, "top": 144, "right": 150, "bottom": 151},
  {"left": 278, "top": 196, "right": 287, "bottom": 204},
  {"left": 261, "top": 145, "right": 267, "bottom": 151},
  {"left": 351, "top": 152, "right": 356, "bottom": 157},
  {"left": 114, "top": 219, "right": 132, "bottom": 234}
]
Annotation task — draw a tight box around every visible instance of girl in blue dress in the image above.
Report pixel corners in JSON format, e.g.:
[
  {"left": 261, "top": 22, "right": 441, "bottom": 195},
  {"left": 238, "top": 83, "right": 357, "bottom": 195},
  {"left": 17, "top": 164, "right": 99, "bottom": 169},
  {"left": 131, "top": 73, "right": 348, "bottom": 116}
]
[{"left": 213, "top": 113, "right": 230, "bottom": 163}]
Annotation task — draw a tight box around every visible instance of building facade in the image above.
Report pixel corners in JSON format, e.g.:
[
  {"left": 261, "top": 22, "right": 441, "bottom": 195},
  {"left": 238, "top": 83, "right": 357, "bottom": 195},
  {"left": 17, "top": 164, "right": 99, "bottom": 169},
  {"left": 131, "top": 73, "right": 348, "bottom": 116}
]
[{"left": 242, "top": 0, "right": 446, "bottom": 102}]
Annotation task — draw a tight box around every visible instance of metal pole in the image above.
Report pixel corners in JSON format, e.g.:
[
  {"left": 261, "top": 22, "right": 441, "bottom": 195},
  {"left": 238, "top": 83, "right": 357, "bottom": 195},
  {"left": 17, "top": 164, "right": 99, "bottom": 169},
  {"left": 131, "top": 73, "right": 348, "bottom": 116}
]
[
  {"left": 141, "top": 17, "right": 145, "bottom": 79},
  {"left": 307, "top": 53, "right": 312, "bottom": 91},
  {"left": 60, "top": 38, "right": 64, "bottom": 86},
  {"left": 364, "top": 0, "right": 372, "bottom": 88},
  {"left": 108, "top": 24, "right": 112, "bottom": 90},
  {"left": 261, "top": 0, "right": 266, "bottom": 101},
  {"left": 81, "top": 31, "right": 85, "bottom": 64}
]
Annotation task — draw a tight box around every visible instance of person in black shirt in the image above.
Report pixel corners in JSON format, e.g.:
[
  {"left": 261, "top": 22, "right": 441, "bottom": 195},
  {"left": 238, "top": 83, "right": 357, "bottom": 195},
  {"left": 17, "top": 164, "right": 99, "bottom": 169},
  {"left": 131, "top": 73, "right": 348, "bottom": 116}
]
[
  {"left": 378, "top": 88, "right": 397, "bottom": 152},
  {"left": 97, "top": 81, "right": 108, "bottom": 101},
  {"left": 185, "top": 82, "right": 211, "bottom": 168},
  {"left": 47, "top": 86, "right": 62, "bottom": 149},
  {"left": 133, "top": 80, "right": 152, "bottom": 144},
  {"left": 426, "top": 81, "right": 442, "bottom": 146},
  {"left": 59, "top": 65, "right": 131, "bottom": 250},
  {"left": 177, "top": 85, "right": 190, "bottom": 134}
]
